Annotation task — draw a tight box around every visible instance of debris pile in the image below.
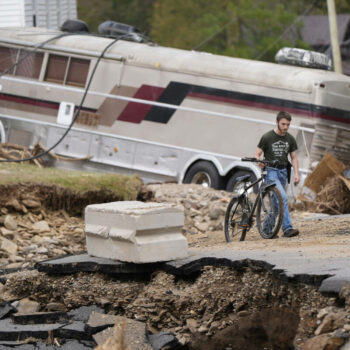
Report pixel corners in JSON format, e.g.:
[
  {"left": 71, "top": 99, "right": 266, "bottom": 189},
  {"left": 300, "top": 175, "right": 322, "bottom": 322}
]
[
  {"left": 0, "top": 143, "right": 45, "bottom": 167},
  {"left": 0, "top": 267, "right": 335, "bottom": 349},
  {"left": 0, "top": 210, "right": 85, "bottom": 269},
  {"left": 0, "top": 142, "right": 91, "bottom": 167},
  {"left": 144, "top": 184, "right": 231, "bottom": 235},
  {"left": 298, "top": 152, "right": 350, "bottom": 214},
  {"left": 314, "top": 176, "right": 350, "bottom": 214}
]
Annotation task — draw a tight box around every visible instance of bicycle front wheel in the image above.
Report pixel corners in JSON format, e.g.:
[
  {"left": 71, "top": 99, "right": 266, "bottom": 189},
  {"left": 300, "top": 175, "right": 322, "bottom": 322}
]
[
  {"left": 224, "top": 196, "right": 248, "bottom": 242},
  {"left": 256, "top": 186, "right": 283, "bottom": 239}
]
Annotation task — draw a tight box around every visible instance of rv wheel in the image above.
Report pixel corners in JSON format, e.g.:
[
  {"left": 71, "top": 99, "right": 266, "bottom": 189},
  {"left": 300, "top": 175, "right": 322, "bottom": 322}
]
[
  {"left": 183, "top": 161, "right": 221, "bottom": 189},
  {"left": 226, "top": 170, "right": 257, "bottom": 194}
]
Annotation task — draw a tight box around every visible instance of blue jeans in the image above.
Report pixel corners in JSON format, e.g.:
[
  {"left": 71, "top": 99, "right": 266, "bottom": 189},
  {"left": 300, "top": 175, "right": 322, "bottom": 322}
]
[{"left": 265, "top": 167, "right": 293, "bottom": 232}]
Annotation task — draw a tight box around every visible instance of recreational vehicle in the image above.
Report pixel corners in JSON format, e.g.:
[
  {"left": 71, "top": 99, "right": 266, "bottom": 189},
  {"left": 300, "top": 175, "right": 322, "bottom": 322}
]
[{"left": 0, "top": 26, "right": 350, "bottom": 192}]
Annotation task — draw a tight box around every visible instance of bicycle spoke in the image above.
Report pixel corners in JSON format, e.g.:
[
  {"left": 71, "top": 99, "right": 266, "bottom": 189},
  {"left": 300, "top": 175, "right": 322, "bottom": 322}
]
[
  {"left": 225, "top": 197, "right": 248, "bottom": 242},
  {"left": 257, "top": 187, "right": 283, "bottom": 239}
]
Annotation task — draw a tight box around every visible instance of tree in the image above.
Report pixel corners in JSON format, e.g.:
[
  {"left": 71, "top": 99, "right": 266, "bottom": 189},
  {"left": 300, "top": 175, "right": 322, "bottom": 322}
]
[
  {"left": 150, "top": 0, "right": 319, "bottom": 61},
  {"left": 77, "top": 0, "right": 155, "bottom": 35}
]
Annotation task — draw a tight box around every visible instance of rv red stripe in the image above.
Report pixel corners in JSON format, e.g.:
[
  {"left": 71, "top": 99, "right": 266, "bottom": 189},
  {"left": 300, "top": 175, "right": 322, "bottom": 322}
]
[
  {"left": 0, "top": 93, "right": 97, "bottom": 112},
  {"left": 118, "top": 85, "right": 165, "bottom": 123}
]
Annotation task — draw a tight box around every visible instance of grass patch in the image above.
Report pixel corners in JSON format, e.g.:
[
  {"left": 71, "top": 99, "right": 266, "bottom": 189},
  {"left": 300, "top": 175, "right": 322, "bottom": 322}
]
[{"left": 0, "top": 163, "right": 143, "bottom": 200}]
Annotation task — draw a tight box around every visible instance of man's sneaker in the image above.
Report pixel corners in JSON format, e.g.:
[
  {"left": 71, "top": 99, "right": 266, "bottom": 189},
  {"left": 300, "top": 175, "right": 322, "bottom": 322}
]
[{"left": 283, "top": 228, "right": 299, "bottom": 238}]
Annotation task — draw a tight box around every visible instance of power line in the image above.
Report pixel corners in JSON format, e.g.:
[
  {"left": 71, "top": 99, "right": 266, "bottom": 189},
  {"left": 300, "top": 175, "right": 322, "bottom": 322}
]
[
  {"left": 192, "top": 18, "right": 236, "bottom": 51},
  {"left": 192, "top": 1, "right": 319, "bottom": 57}
]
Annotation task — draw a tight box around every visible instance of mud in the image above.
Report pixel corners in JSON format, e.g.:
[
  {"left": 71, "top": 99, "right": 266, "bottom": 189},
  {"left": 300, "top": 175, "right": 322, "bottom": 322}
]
[{"left": 0, "top": 183, "right": 127, "bottom": 216}]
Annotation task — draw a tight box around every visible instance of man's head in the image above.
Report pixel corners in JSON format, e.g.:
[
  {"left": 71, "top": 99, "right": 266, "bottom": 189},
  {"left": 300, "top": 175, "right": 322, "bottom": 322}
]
[{"left": 276, "top": 111, "right": 292, "bottom": 135}]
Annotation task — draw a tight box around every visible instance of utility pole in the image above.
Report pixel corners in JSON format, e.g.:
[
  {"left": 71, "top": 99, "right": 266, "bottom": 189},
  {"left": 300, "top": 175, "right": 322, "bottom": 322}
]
[{"left": 327, "top": 0, "right": 342, "bottom": 74}]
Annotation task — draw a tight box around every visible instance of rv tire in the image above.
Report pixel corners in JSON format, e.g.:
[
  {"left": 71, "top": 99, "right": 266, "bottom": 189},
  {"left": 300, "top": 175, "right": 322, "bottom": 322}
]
[
  {"left": 183, "top": 161, "right": 221, "bottom": 189},
  {"left": 226, "top": 170, "right": 257, "bottom": 193}
]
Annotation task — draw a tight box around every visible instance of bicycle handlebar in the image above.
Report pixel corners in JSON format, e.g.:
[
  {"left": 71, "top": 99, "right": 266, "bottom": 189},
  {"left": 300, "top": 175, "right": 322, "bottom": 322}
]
[{"left": 241, "top": 157, "right": 279, "bottom": 167}]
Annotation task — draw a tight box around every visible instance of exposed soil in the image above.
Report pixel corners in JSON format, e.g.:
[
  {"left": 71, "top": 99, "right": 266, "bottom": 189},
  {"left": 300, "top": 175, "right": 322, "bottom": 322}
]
[{"left": 0, "top": 181, "right": 350, "bottom": 349}]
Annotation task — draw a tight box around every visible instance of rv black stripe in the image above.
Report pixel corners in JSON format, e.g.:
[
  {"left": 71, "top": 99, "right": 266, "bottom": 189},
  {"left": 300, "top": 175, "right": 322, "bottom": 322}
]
[{"left": 143, "top": 82, "right": 350, "bottom": 124}]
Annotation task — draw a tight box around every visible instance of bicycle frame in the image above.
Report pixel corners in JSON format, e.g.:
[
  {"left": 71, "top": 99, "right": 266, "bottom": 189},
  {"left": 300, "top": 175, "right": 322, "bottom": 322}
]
[{"left": 236, "top": 171, "right": 277, "bottom": 229}]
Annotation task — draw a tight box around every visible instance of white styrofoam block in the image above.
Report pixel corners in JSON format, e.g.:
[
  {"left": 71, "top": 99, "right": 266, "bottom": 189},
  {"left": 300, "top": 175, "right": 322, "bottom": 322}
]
[{"left": 85, "top": 201, "right": 188, "bottom": 263}]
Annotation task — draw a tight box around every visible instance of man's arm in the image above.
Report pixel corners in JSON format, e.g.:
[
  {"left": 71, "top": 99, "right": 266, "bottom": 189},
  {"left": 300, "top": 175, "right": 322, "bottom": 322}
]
[
  {"left": 290, "top": 151, "right": 300, "bottom": 184},
  {"left": 255, "top": 147, "right": 264, "bottom": 168}
]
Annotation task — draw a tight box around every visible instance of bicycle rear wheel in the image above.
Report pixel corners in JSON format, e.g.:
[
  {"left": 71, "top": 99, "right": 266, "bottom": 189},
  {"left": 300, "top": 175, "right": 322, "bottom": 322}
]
[
  {"left": 224, "top": 196, "right": 248, "bottom": 242},
  {"left": 256, "top": 186, "right": 283, "bottom": 239}
]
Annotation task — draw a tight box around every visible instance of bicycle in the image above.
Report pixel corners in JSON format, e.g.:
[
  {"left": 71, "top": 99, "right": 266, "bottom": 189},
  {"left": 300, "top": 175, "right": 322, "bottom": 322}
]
[{"left": 224, "top": 157, "right": 284, "bottom": 242}]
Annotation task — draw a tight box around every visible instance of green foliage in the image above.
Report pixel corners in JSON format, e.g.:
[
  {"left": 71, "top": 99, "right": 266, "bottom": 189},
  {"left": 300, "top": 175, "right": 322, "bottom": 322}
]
[
  {"left": 77, "top": 0, "right": 155, "bottom": 34},
  {"left": 77, "top": 0, "right": 350, "bottom": 62},
  {"left": 150, "top": 0, "right": 314, "bottom": 61},
  {"left": 0, "top": 163, "right": 143, "bottom": 200}
]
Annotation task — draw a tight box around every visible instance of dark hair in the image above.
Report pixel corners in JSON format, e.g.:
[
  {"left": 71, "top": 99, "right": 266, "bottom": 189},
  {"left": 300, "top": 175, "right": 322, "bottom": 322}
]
[{"left": 276, "top": 111, "right": 292, "bottom": 122}]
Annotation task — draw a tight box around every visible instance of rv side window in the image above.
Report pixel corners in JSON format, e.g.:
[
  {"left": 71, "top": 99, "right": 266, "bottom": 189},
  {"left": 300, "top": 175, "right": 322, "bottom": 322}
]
[
  {"left": 15, "top": 50, "right": 44, "bottom": 79},
  {"left": 44, "top": 54, "right": 69, "bottom": 84},
  {"left": 0, "top": 46, "right": 18, "bottom": 74},
  {"left": 66, "top": 57, "right": 90, "bottom": 87}
]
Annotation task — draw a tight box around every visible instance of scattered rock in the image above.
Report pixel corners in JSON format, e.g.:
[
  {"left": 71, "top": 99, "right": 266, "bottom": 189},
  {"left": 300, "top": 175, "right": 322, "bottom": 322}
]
[
  {"left": 22, "top": 199, "right": 41, "bottom": 209},
  {"left": 340, "top": 284, "right": 350, "bottom": 306},
  {"left": 1, "top": 238, "right": 18, "bottom": 256},
  {"left": 5, "top": 198, "right": 22, "bottom": 211},
  {"left": 186, "top": 318, "right": 198, "bottom": 333},
  {"left": 303, "top": 329, "right": 348, "bottom": 350},
  {"left": 16, "top": 298, "right": 40, "bottom": 314},
  {"left": 93, "top": 317, "right": 152, "bottom": 350},
  {"left": 32, "top": 221, "right": 50, "bottom": 232},
  {"left": 146, "top": 184, "right": 229, "bottom": 235},
  {"left": 0, "top": 227, "right": 16, "bottom": 238},
  {"left": 46, "top": 302, "right": 67, "bottom": 312},
  {"left": 315, "top": 312, "right": 348, "bottom": 335},
  {"left": 4, "top": 215, "right": 17, "bottom": 231}
]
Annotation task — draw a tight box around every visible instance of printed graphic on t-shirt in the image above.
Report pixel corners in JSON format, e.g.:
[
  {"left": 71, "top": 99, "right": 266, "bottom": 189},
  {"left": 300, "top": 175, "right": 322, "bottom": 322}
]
[{"left": 271, "top": 140, "right": 289, "bottom": 157}]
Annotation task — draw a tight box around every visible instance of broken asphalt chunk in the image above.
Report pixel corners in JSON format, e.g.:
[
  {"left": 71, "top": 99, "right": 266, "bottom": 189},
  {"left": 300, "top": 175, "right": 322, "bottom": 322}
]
[
  {"left": 148, "top": 331, "right": 181, "bottom": 350},
  {"left": 68, "top": 305, "right": 104, "bottom": 323},
  {"left": 86, "top": 311, "right": 116, "bottom": 334},
  {"left": 12, "top": 311, "right": 69, "bottom": 325},
  {"left": 0, "top": 302, "right": 16, "bottom": 320}
]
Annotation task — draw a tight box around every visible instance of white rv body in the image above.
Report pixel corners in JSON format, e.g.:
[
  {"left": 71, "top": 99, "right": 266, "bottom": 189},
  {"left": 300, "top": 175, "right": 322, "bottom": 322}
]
[{"left": 0, "top": 27, "right": 350, "bottom": 191}]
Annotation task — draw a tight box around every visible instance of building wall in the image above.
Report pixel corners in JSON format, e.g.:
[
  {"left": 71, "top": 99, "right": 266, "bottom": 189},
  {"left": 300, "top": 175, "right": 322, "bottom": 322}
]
[
  {"left": 0, "top": 0, "right": 25, "bottom": 27},
  {"left": 0, "top": 0, "right": 77, "bottom": 29}
]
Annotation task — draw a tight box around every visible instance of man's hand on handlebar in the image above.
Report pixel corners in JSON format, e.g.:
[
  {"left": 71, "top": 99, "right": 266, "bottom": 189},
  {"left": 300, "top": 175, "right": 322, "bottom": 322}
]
[{"left": 257, "top": 161, "right": 265, "bottom": 169}]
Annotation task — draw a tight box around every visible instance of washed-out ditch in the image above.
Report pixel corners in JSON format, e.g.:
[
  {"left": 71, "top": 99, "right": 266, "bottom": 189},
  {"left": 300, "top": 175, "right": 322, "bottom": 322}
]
[{"left": 0, "top": 182, "right": 349, "bottom": 349}]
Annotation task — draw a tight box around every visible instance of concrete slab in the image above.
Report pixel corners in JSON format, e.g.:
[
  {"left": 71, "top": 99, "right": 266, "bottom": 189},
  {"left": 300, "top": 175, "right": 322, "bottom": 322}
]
[
  {"left": 12, "top": 311, "right": 68, "bottom": 325},
  {"left": 0, "top": 317, "right": 62, "bottom": 341},
  {"left": 164, "top": 249, "right": 350, "bottom": 294},
  {"left": 36, "top": 248, "right": 350, "bottom": 295},
  {"left": 0, "top": 302, "right": 16, "bottom": 320},
  {"left": 85, "top": 201, "right": 188, "bottom": 263},
  {"left": 35, "top": 254, "right": 164, "bottom": 275},
  {"left": 148, "top": 331, "right": 181, "bottom": 350},
  {"left": 68, "top": 305, "right": 104, "bottom": 323}
]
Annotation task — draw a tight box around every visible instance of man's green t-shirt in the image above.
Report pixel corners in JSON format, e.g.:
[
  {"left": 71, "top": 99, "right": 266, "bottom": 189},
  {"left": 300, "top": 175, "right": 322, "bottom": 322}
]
[{"left": 257, "top": 130, "right": 297, "bottom": 164}]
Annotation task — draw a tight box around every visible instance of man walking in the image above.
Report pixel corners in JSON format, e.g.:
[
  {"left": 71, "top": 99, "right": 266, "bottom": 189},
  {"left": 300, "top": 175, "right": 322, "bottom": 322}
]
[{"left": 255, "top": 111, "right": 300, "bottom": 238}]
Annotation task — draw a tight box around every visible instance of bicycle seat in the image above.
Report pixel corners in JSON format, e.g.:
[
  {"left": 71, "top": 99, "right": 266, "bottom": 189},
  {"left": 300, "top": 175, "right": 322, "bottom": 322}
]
[{"left": 236, "top": 174, "right": 251, "bottom": 183}]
